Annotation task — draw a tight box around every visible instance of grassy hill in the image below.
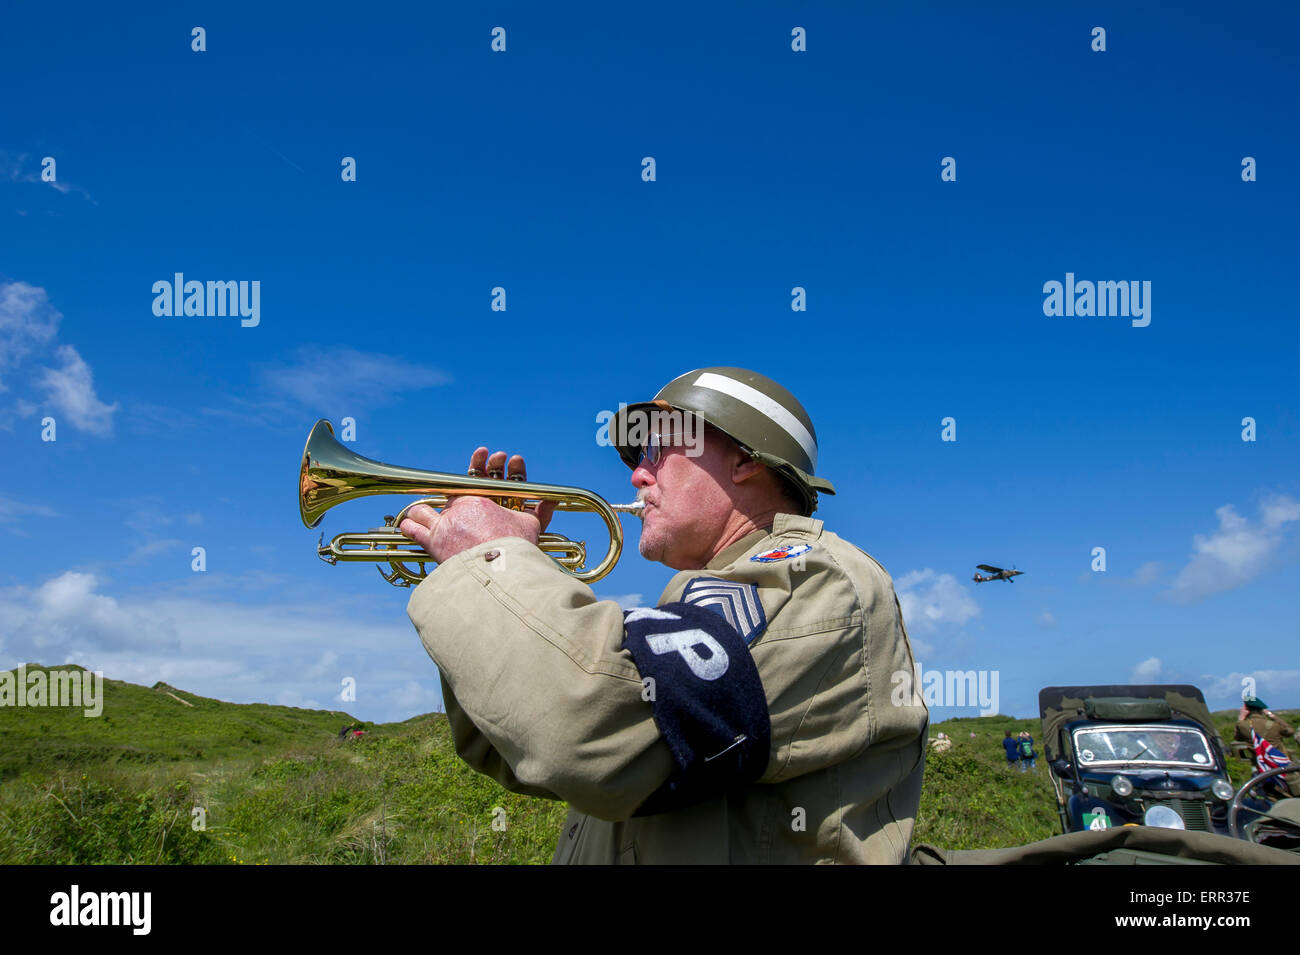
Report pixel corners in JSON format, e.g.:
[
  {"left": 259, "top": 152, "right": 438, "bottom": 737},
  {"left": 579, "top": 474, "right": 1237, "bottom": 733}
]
[
  {"left": 1, "top": 665, "right": 1292, "bottom": 863},
  {"left": 0, "top": 665, "right": 565, "bottom": 864}
]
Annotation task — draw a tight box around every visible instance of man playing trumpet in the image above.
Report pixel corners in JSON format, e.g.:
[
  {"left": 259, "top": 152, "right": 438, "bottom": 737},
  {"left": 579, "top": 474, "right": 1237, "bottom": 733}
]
[{"left": 400, "top": 367, "right": 927, "bottom": 864}]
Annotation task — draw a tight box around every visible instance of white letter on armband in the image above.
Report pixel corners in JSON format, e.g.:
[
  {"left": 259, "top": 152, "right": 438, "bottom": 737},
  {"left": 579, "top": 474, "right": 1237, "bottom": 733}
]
[{"left": 646, "top": 629, "right": 729, "bottom": 680}]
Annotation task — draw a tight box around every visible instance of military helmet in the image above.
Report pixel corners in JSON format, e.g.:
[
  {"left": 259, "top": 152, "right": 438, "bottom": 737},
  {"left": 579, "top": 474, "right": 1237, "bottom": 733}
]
[{"left": 610, "top": 367, "right": 836, "bottom": 515}]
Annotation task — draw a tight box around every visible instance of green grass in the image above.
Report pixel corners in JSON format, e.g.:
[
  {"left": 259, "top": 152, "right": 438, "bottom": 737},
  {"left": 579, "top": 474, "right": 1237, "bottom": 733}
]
[
  {"left": 913, "top": 715, "right": 1061, "bottom": 849},
  {"left": 0, "top": 665, "right": 565, "bottom": 864},
  {"left": 2, "top": 665, "right": 1291, "bottom": 862}
]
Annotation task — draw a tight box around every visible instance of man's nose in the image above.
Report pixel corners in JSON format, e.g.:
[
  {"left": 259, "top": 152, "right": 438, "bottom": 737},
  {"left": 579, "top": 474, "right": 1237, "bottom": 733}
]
[{"left": 631, "top": 463, "right": 655, "bottom": 490}]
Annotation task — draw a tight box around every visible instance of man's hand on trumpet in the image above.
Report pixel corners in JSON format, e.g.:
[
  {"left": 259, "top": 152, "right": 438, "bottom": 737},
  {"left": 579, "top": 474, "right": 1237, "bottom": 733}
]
[{"left": 398, "top": 447, "right": 557, "bottom": 564}]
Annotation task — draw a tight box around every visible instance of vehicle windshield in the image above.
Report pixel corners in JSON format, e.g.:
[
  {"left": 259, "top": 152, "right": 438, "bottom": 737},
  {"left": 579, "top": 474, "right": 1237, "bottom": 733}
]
[{"left": 1071, "top": 725, "right": 1214, "bottom": 769}]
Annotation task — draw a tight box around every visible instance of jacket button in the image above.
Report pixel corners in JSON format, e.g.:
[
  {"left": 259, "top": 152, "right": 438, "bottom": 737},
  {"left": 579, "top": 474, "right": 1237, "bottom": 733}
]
[{"left": 485, "top": 549, "right": 501, "bottom": 561}]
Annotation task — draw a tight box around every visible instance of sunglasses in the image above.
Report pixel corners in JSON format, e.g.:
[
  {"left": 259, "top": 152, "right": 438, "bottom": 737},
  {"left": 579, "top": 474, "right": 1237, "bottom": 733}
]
[
  {"left": 636, "top": 426, "right": 757, "bottom": 467},
  {"left": 637, "top": 431, "right": 687, "bottom": 467}
]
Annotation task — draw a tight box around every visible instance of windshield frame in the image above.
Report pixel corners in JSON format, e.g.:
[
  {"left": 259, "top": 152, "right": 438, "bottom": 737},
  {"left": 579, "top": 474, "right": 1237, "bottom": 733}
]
[{"left": 1069, "top": 723, "right": 1216, "bottom": 771}]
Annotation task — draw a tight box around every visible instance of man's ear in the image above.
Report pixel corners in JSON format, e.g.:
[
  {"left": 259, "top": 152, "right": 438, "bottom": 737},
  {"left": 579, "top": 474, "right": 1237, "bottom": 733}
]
[{"left": 730, "top": 451, "right": 767, "bottom": 486}]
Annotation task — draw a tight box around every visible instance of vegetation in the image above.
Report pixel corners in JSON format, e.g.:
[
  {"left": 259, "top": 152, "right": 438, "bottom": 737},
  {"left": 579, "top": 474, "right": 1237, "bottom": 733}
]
[
  {"left": 1, "top": 665, "right": 1291, "bottom": 863},
  {"left": 0, "top": 665, "right": 565, "bottom": 864},
  {"left": 913, "top": 715, "right": 1060, "bottom": 849}
]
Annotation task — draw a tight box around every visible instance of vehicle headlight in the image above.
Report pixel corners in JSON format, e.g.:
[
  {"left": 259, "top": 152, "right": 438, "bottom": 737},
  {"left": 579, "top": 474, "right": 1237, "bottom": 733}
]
[
  {"left": 1143, "top": 805, "right": 1185, "bottom": 830},
  {"left": 1211, "top": 779, "right": 1235, "bottom": 801},
  {"left": 1111, "top": 775, "right": 1134, "bottom": 798}
]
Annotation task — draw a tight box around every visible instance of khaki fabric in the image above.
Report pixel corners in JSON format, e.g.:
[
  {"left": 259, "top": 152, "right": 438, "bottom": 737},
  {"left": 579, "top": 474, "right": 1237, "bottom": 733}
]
[
  {"left": 911, "top": 827, "right": 1300, "bottom": 865},
  {"left": 1236, "top": 713, "right": 1296, "bottom": 752},
  {"left": 407, "top": 513, "right": 928, "bottom": 864}
]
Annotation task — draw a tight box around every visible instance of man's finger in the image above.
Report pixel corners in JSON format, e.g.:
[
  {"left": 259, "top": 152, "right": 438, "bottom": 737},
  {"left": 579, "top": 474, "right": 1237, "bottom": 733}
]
[
  {"left": 400, "top": 512, "right": 437, "bottom": 550},
  {"left": 486, "top": 450, "right": 508, "bottom": 479},
  {"left": 534, "top": 499, "right": 557, "bottom": 532},
  {"left": 404, "top": 502, "right": 439, "bottom": 526},
  {"left": 507, "top": 454, "right": 527, "bottom": 482},
  {"left": 468, "top": 447, "right": 489, "bottom": 475}
]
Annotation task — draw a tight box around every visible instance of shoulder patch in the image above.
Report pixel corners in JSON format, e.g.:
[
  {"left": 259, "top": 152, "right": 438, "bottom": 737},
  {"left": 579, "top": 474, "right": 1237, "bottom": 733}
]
[
  {"left": 750, "top": 543, "right": 812, "bottom": 564},
  {"left": 681, "top": 577, "right": 767, "bottom": 645}
]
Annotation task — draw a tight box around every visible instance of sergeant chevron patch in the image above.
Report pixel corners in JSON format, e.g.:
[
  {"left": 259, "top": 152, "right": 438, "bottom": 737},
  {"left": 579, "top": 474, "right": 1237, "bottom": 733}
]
[{"left": 681, "top": 577, "right": 767, "bottom": 645}]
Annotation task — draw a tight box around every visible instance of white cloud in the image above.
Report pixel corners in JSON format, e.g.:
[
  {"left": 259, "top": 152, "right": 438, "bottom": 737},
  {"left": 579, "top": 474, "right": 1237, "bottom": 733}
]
[
  {"left": 0, "top": 281, "right": 61, "bottom": 385},
  {"left": 1131, "top": 656, "right": 1162, "bottom": 682},
  {"left": 1167, "top": 495, "right": 1300, "bottom": 603},
  {"left": 2, "top": 572, "right": 179, "bottom": 654},
  {"left": 0, "top": 571, "right": 438, "bottom": 722},
  {"left": 0, "top": 282, "right": 115, "bottom": 433},
  {"left": 598, "top": 592, "right": 645, "bottom": 611},
  {"left": 895, "top": 569, "right": 980, "bottom": 634},
  {"left": 37, "top": 345, "right": 118, "bottom": 435},
  {"left": 1037, "top": 611, "right": 1057, "bottom": 628},
  {"left": 1198, "top": 670, "right": 1300, "bottom": 710}
]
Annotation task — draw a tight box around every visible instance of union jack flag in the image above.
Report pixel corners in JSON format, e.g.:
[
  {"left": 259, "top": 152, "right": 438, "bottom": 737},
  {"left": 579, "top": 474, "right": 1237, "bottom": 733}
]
[{"left": 1252, "top": 729, "right": 1292, "bottom": 796}]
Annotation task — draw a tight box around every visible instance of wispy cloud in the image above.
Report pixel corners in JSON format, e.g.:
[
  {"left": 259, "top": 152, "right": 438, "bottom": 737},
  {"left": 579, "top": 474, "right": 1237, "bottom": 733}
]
[
  {"left": 1, "top": 150, "right": 95, "bottom": 203},
  {"left": 255, "top": 345, "right": 450, "bottom": 418},
  {"left": 184, "top": 345, "right": 450, "bottom": 431},
  {"left": 37, "top": 345, "right": 118, "bottom": 434},
  {"left": 1167, "top": 495, "right": 1300, "bottom": 603},
  {"left": 0, "top": 281, "right": 61, "bottom": 385},
  {"left": 0, "top": 282, "right": 116, "bottom": 435},
  {"left": 103, "top": 345, "right": 447, "bottom": 435},
  {"left": 895, "top": 569, "right": 981, "bottom": 635},
  {"left": 1130, "top": 561, "right": 1165, "bottom": 587},
  {"left": 0, "top": 495, "right": 57, "bottom": 528}
]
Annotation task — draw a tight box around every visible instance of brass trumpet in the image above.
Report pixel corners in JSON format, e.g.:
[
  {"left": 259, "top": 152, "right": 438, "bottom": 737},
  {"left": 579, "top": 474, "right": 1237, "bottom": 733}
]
[{"left": 298, "top": 420, "right": 643, "bottom": 586}]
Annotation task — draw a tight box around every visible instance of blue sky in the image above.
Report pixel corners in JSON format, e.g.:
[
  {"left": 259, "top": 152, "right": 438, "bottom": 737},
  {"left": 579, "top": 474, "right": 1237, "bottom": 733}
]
[{"left": 2, "top": 1, "right": 1297, "bottom": 724}]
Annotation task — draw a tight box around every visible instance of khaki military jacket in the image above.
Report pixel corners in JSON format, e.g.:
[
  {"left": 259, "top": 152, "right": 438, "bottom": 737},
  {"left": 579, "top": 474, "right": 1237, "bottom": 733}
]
[
  {"left": 1235, "top": 713, "right": 1295, "bottom": 753},
  {"left": 407, "top": 513, "right": 928, "bottom": 864}
]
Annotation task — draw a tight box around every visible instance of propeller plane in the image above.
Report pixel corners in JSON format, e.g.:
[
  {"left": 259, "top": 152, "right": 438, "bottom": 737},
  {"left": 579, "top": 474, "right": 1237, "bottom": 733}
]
[{"left": 973, "top": 564, "right": 1022, "bottom": 583}]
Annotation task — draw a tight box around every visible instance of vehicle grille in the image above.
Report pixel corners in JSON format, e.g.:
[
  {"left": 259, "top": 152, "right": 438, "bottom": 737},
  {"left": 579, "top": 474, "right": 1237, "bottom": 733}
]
[{"left": 1169, "top": 799, "right": 1211, "bottom": 832}]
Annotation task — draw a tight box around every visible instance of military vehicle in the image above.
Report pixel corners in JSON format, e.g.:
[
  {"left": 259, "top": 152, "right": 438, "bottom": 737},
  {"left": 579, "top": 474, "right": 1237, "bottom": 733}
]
[
  {"left": 910, "top": 684, "right": 1300, "bottom": 865},
  {"left": 1038, "top": 684, "right": 1236, "bottom": 836}
]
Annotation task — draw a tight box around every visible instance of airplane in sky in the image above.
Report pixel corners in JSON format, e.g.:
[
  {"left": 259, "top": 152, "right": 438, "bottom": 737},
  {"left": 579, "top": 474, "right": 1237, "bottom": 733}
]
[{"left": 973, "top": 564, "right": 1023, "bottom": 583}]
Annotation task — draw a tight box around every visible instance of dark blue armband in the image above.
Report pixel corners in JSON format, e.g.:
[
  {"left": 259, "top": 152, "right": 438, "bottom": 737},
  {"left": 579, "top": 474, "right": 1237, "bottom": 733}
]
[{"left": 621, "top": 599, "right": 771, "bottom": 815}]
